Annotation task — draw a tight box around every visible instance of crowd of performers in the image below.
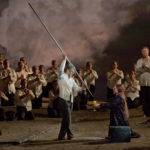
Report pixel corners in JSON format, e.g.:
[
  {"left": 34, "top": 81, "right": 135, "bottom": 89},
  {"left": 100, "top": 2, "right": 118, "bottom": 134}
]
[
  {"left": 0, "top": 46, "right": 150, "bottom": 140},
  {"left": 0, "top": 53, "right": 98, "bottom": 121}
]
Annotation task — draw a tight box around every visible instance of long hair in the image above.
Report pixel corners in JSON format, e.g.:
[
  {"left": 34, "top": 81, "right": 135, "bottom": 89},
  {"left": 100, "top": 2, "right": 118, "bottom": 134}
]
[{"left": 116, "top": 84, "right": 130, "bottom": 119}]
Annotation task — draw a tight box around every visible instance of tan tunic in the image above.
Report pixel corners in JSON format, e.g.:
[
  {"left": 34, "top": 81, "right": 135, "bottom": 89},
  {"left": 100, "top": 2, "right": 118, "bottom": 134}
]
[
  {"left": 136, "top": 57, "right": 150, "bottom": 86},
  {"left": 15, "top": 89, "right": 33, "bottom": 111},
  {"left": 28, "top": 74, "right": 47, "bottom": 98},
  {"left": 0, "top": 68, "right": 17, "bottom": 94},
  {"left": 46, "top": 67, "right": 59, "bottom": 83},
  {"left": 83, "top": 69, "right": 98, "bottom": 88},
  {"left": 106, "top": 69, "right": 124, "bottom": 89},
  {"left": 15, "top": 70, "right": 28, "bottom": 89},
  {"left": 124, "top": 80, "right": 140, "bottom": 100}
]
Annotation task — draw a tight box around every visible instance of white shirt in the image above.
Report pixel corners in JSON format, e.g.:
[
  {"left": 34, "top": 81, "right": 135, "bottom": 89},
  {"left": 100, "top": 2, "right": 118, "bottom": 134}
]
[
  {"left": 28, "top": 74, "right": 47, "bottom": 98},
  {"left": 136, "top": 57, "right": 150, "bottom": 86},
  {"left": 58, "top": 59, "right": 82, "bottom": 103},
  {"left": 46, "top": 67, "right": 59, "bottom": 83},
  {"left": 25, "top": 65, "right": 33, "bottom": 75},
  {"left": 73, "top": 76, "right": 87, "bottom": 97},
  {"left": 15, "top": 70, "right": 28, "bottom": 89},
  {"left": 124, "top": 80, "right": 140, "bottom": 101},
  {"left": 106, "top": 69, "right": 124, "bottom": 89},
  {"left": 15, "top": 89, "right": 33, "bottom": 111},
  {"left": 83, "top": 69, "right": 98, "bottom": 88},
  {"left": 0, "top": 68, "right": 17, "bottom": 94}
]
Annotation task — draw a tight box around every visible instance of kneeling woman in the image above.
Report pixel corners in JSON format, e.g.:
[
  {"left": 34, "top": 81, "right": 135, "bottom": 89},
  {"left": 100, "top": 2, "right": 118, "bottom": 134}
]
[
  {"left": 94, "top": 84, "right": 140, "bottom": 139},
  {"left": 15, "top": 79, "right": 35, "bottom": 120}
]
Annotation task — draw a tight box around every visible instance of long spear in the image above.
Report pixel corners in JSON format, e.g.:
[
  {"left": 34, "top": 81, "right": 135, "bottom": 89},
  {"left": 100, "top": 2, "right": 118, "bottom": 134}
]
[{"left": 26, "top": 0, "right": 94, "bottom": 97}]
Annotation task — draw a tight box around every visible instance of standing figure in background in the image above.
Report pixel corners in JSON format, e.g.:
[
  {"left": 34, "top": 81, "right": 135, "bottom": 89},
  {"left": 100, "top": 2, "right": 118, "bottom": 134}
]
[
  {"left": 15, "top": 79, "right": 35, "bottom": 120},
  {"left": 83, "top": 62, "right": 98, "bottom": 101},
  {"left": 39, "top": 65, "right": 47, "bottom": 100},
  {"left": 39, "top": 65, "right": 46, "bottom": 78},
  {"left": 106, "top": 61, "right": 124, "bottom": 101},
  {"left": 73, "top": 69, "right": 87, "bottom": 110},
  {"left": 20, "top": 57, "right": 32, "bottom": 75},
  {"left": 48, "top": 80, "right": 60, "bottom": 117},
  {"left": 0, "top": 59, "right": 17, "bottom": 106},
  {"left": 126, "top": 64, "right": 139, "bottom": 82},
  {"left": 58, "top": 54, "right": 83, "bottom": 140},
  {"left": 136, "top": 47, "right": 150, "bottom": 122},
  {"left": 16, "top": 61, "right": 28, "bottom": 89},
  {"left": 28, "top": 66, "right": 47, "bottom": 108},
  {"left": 45, "top": 60, "right": 59, "bottom": 97},
  {"left": 124, "top": 71, "right": 141, "bottom": 109}
]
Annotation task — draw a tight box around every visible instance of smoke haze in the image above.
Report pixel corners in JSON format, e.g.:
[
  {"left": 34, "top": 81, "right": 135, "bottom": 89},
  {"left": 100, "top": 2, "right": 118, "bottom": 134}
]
[{"left": 0, "top": 0, "right": 139, "bottom": 67}]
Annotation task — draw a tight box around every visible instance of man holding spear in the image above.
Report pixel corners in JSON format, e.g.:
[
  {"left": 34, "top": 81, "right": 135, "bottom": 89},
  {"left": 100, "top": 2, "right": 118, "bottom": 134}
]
[{"left": 58, "top": 54, "right": 85, "bottom": 140}]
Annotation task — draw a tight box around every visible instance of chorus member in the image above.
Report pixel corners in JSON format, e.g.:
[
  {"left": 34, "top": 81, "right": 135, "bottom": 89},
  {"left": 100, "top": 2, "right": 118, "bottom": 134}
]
[
  {"left": 0, "top": 59, "right": 17, "bottom": 106},
  {"left": 15, "top": 79, "right": 35, "bottom": 120},
  {"left": 16, "top": 61, "right": 28, "bottom": 89},
  {"left": 39, "top": 65, "right": 47, "bottom": 101},
  {"left": 46, "top": 60, "right": 59, "bottom": 96},
  {"left": 48, "top": 80, "right": 60, "bottom": 117},
  {"left": 136, "top": 47, "right": 150, "bottom": 119},
  {"left": 39, "top": 65, "right": 46, "bottom": 78},
  {"left": 124, "top": 71, "right": 140, "bottom": 109},
  {"left": 20, "top": 57, "right": 32, "bottom": 74},
  {"left": 28, "top": 66, "right": 47, "bottom": 108},
  {"left": 126, "top": 64, "right": 139, "bottom": 82},
  {"left": 73, "top": 69, "right": 87, "bottom": 110},
  {"left": 83, "top": 62, "right": 98, "bottom": 101},
  {"left": 106, "top": 61, "right": 124, "bottom": 101}
]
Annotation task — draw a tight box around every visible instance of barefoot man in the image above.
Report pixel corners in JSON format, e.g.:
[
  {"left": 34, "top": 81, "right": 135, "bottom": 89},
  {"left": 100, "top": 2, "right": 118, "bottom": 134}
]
[{"left": 58, "top": 54, "right": 84, "bottom": 140}]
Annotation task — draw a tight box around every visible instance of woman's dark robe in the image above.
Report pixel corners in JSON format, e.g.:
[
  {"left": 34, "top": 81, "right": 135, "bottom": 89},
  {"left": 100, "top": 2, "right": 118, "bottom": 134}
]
[{"left": 101, "top": 95, "right": 129, "bottom": 126}]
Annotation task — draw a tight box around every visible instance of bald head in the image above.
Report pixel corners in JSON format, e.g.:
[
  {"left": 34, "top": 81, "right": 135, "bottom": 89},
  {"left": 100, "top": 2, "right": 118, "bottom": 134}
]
[{"left": 142, "top": 47, "right": 149, "bottom": 58}]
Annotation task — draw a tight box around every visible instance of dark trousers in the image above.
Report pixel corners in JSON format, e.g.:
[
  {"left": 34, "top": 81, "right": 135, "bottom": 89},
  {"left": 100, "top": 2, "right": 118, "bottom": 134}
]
[
  {"left": 1, "top": 94, "right": 15, "bottom": 106},
  {"left": 0, "top": 108, "right": 5, "bottom": 121},
  {"left": 140, "top": 86, "right": 150, "bottom": 117},
  {"left": 53, "top": 98, "right": 60, "bottom": 117},
  {"left": 73, "top": 93, "right": 87, "bottom": 110},
  {"left": 47, "top": 98, "right": 60, "bottom": 117},
  {"left": 80, "top": 93, "right": 87, "bottom": 109},
  {"left": 73, "top": 95, "right": 81, "bottom": 110},
  {"left": 107, "top": 87, "right": 115, "bottom": 102},
  {"left": 32, "top": 96, "right": 42, "bottom": 109},
  {"left": 42, "top": 82, "right": 52, "bottom": 98},
  {"left": 0, "top": 108, "right": 15, "bottom": 121},
  {"left": 17, "top": 106, "right": 34, "bottom": 120},
  {"left": 86, "top": 85, "right": 95, "bottom": 101},
  {"left": 58, "top": 98, "right": 73, "bottom": 140},
  {"left": 127, "top": 97, "right": 140, "bottom": 109}
]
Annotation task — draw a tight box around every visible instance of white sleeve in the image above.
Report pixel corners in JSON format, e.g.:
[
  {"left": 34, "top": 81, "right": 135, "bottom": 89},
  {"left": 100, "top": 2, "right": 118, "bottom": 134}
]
[
  {"left": 136, "top": 59, "right": 145, "bottom": 74},
  {"left": 92, "top": 70, "right": 98, "bottom": 79},
  {"left": 39, "top": 76, "right": 47, "bottom": 86},
  {"left": 120, "top": 71, "right": 124, "bottom": 79},
  {"left": 59, "top": 59, "right": 67, "bottom": 79},
  {"left": 73, "top": 80, "right": 83, "bottom": 92}
]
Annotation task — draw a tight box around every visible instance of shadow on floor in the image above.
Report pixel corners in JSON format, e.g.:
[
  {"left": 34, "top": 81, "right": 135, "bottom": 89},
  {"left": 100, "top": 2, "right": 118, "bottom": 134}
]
[
  {"left": 17, "top": 138, "right": 110, "bottom": 147},
  {"left": 124, "top": 148, "right": 150, "bottom": 150}
]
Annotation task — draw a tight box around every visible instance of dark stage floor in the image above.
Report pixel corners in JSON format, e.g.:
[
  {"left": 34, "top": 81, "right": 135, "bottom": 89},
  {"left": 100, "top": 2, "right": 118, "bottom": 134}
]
[{"left": 0, "top": 107, "right": 150, "bottom": 150}]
